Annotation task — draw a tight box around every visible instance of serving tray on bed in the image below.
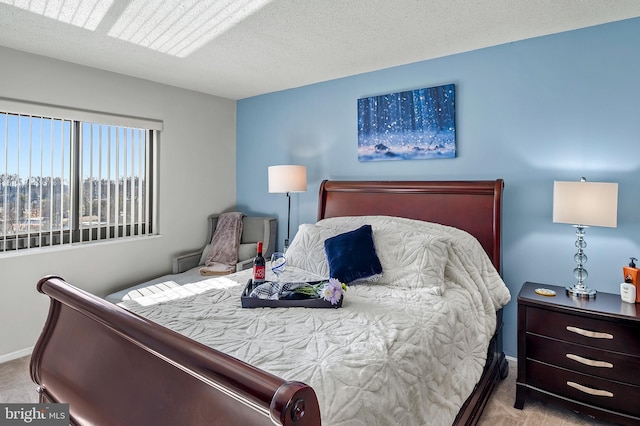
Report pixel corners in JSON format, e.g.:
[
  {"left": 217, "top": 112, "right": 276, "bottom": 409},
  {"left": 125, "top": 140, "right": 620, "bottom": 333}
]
[{"left": 241, "top": 280, "right": 343, "bottom": 309}]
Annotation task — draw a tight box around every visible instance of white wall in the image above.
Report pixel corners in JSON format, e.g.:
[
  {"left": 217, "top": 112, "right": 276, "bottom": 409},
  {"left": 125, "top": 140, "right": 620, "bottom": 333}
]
[{"left": 0, "top": 46, "right": 237, "bottom": 359}]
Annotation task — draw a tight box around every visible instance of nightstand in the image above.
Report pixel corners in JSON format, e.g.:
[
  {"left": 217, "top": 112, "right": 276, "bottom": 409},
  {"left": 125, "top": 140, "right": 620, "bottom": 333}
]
[{"left": 515, "top": 282, "right": 640, "bottom": 425}]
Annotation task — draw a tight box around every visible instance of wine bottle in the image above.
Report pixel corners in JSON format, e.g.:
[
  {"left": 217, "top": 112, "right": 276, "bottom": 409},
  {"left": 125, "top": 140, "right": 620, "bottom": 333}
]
[{"left": 252, "top": 241, "right": 266, "bottom": 287}]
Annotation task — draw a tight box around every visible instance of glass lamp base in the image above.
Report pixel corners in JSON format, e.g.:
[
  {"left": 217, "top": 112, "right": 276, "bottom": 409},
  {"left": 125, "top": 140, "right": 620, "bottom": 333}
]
[{"left": 566, "top": 285, "right": 596, "bottom": 299}]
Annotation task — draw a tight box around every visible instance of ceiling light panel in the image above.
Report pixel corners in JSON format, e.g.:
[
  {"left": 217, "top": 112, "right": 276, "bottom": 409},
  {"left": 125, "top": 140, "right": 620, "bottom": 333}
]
[
  {"left": 108, "top": 0, "right": 272, "bottom": 58},
  {"left": 1, "top": 0, "right": 113, "bottom": 30}
]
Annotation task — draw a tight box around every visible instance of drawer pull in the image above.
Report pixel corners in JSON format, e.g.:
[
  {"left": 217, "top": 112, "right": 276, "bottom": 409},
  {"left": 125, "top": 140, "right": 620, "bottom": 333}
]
[
  {"left": 566, "top": 353, "right": 613, "bottom": 368},
  {"left": 567, "top": 381, "right": 613, "bottom": 397},
  {"left": 566, "top": 326, "right": 613, "bottom": 340}
]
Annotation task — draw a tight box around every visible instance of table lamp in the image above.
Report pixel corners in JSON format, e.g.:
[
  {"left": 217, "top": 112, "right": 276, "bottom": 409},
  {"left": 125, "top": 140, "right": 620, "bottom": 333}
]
[
  {"left": 553, "top": 177, "right": 618, "bottom": 298},
  {"left": 268, "top": 165, "right": 307, "bottom": 250}
]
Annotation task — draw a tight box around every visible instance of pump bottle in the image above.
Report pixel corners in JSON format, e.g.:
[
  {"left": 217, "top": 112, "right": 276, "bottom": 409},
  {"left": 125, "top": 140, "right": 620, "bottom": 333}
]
[{"left": 623, "top": 257, "right": 640, "bottom": 303}]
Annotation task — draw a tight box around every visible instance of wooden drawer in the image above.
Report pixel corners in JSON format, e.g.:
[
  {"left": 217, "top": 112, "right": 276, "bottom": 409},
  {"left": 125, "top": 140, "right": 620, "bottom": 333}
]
[
  {"left": 517, "top": 283, "right": 640, "bottom": 424},
  {"left": 527, "top": 360, "right": 640, "bottom": 417},
  {"left": 526, "top": 306, "right": 640, "bottom": 354},
  {"left": 526, "top": 333, "right": 640, "bottom": 386}
]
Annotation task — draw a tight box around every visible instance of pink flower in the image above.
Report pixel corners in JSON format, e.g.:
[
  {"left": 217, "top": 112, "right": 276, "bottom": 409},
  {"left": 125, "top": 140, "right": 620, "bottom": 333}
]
[{"left": 320, "top": 278, "right": 344, "bottom": 305}]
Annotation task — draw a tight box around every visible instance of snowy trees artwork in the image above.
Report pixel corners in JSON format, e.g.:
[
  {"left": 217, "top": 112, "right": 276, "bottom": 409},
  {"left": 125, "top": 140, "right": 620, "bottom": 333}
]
[{"left": 357, "top": 84, "right": 455, "bottom": 161}]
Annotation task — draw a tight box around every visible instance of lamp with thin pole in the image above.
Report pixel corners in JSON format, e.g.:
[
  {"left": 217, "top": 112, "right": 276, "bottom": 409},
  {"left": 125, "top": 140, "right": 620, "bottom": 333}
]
[
  {"left": 268, "top": 165, "right": 307, "bottom": 251},
  {"left": 553, "top": 177, "right": 618, "bottom": 298}
]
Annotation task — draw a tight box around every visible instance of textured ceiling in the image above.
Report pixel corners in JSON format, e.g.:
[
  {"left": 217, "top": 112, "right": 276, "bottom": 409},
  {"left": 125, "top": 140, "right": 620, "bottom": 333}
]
[{"left": 1, "top": 0, "right": 639, "bottom": 100}]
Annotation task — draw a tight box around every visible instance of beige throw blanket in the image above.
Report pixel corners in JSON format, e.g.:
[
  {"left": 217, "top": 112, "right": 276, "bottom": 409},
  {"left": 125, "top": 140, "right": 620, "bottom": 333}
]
[{"left": 199, "top": 212, "right": 244, "bottom": 276}]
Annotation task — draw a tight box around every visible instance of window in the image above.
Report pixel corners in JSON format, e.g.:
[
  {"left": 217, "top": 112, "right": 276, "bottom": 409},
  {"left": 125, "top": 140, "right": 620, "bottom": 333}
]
[{"left": 0, "top": 99, "right": 160, "bottom": 253}]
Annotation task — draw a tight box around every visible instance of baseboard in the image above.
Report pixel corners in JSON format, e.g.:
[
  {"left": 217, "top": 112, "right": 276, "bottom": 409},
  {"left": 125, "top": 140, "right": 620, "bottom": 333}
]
[
  {"left": 0, "top": 347, "right": 33, "bottom": 364},
  {"left": 505, "top": 355, "right": 517, "bottom": 364}
]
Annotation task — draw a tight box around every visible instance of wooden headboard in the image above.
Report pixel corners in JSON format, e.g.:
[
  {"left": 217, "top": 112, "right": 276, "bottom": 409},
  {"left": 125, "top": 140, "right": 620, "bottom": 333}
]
[{"left": 318, "top": 179, "right": 504, "bottom": 273}]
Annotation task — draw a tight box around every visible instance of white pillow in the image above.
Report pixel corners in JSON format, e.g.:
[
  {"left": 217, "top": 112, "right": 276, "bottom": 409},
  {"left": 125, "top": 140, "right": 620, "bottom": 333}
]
[
  {"left": 317, "top": 216, "right": 455, "bottom": 290},
  {"left": 287, "top": 221, "right": 448, "bottom": 292},
  {"left": 285, "top": 224, "right": 343, "bottom": 278},
  {"left": 373, "top": 227, "right": 448, "bottom": 292}
]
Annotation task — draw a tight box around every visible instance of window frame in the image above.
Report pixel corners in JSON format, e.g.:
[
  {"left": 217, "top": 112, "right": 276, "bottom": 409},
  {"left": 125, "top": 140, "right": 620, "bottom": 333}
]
[{"left": 0, "top": 97, "right": 161, "bottom": 253}]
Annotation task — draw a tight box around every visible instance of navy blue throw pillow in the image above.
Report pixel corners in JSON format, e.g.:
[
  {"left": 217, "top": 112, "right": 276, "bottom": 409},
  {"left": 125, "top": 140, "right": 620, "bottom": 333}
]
[{"left": 324, "top": 224, "right": 383, "bottom": 285}]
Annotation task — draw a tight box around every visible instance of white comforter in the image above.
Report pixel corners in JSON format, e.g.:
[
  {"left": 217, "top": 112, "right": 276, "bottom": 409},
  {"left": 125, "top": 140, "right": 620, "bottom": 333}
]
[{"left": 120, "top": 216, "right": 510, "bottom": 426}]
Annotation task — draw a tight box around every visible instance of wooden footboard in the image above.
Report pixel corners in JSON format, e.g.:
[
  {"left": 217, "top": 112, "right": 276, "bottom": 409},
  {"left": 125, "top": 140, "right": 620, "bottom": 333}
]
[{"left": 31, "top": 275, "right": 321, "bottom": 426}]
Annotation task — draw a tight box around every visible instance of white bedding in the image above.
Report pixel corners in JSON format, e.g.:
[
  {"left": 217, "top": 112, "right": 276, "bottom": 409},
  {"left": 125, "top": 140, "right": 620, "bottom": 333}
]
[{"left": 118, "top": 217, "right": 510, "bottom": 426}]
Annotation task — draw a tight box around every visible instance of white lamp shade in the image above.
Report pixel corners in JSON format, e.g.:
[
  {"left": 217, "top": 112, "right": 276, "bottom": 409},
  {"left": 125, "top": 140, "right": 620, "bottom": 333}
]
[
  {"left": 268, "top": 165, "right": 307, "bottom": 193},
  {"left": 553, "top": 180, "right": 618, "bottom": 227}
]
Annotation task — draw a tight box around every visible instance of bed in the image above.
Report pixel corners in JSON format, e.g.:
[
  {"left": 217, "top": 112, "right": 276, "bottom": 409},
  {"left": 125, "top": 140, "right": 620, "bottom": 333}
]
[{"left": 30, "top": 179, "right": 510, "bottom": 425}]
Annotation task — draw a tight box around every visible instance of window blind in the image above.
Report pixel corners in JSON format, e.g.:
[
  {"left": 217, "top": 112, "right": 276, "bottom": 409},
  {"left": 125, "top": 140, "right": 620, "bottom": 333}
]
[{"left": 0, "top": 103, "right": 158, "bottom": 253}]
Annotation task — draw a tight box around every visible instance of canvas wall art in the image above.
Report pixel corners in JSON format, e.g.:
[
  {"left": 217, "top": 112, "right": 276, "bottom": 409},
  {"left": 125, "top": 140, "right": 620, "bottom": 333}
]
[{"left": 357, "top": 83, "right": 455, "bottom": 161}]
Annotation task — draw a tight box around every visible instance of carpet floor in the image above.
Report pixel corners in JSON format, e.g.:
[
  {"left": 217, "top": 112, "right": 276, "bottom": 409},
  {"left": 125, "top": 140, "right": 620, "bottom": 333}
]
[{"left": 1, "top": 356, "right": 618, "bottom": 425}]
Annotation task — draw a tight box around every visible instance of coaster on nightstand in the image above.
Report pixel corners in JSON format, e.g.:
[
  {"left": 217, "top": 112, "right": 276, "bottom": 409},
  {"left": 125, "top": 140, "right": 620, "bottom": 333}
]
[{"left": 535, "top": 288, "right": 557, "bottom": 297}]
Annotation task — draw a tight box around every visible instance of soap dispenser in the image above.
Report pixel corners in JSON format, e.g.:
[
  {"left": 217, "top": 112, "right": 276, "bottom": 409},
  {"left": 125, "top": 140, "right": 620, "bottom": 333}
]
[{"left": 622, "top": 257, "right": 640, "bottom": 303}]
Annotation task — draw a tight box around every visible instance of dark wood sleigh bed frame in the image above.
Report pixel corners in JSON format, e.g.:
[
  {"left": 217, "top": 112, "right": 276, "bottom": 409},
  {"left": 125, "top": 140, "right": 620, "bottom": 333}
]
[{"left": 31, "top": 179, "right": 508, "bottom": 426}]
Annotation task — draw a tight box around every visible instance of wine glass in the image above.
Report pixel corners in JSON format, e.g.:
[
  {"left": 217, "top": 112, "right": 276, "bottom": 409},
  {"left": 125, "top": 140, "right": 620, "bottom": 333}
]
[{"left": 270, "top": 252, "right": 286, "bottom": 282}]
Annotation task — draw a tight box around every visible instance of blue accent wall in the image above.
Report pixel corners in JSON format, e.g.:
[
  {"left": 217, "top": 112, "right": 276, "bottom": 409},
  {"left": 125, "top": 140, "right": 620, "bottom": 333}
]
[{"left": 237, "top": 17, "right": 640, "bottom": 358}]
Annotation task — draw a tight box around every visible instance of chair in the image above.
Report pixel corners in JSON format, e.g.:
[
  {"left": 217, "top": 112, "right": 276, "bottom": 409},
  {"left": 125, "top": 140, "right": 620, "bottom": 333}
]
[{"left": 173, "top": 214, "right": 277, "bottom": 273}]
